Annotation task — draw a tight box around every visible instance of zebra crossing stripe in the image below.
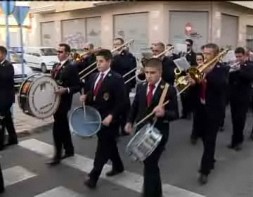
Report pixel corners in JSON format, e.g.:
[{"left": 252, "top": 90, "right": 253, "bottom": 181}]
[
  {"left": 34, "top": 186, "right": 82, "bottom": 197},
  {"left": 19, "top": 139, "right": 205, "bottom": 197},
  {"left": 3, "top": 166, "right": 37, "bottom": 186}
]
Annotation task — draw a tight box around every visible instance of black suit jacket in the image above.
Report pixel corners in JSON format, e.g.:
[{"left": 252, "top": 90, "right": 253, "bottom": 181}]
[
  {"left": 0, "top": 60, "right": 15, "bottom": 115},
  {"left": 229, "top": 61, "right": 253, "bottom": 103},
  {"left": 111, "top": 51, "right": 137, "bottom": 90},
  {"left": 192, "top": 62, "right": 229, "bottom": 120},
  {"left": 127, "top": 80, "right": 179, "bottom": 136},
  {"left": 179, "top": 50, "right": 197, "bottom": 66},
  {"left": 84, "top": 70, "right": 127, "bottom": 123},
  {"left": 52, "top": 60, "right": 81, "bottom": 112},
  {"left": 162, "top": 56, "right": 177, "bottom": 86}
]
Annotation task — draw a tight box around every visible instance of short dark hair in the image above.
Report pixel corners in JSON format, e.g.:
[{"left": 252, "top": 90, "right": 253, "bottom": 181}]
[
  {"left": 145, "top": 58, "right": 162, "bottom": 70},
  {"left": 59, "top": 43, "right": 71, "bottom": 53},
  {"left": 96, "top": 49, "right": 112, "bottom": 61},
  {"left": 0, "top": 46, "right": 7, "bottom": 55},
  {"left": 114, "top": 37, "right": 124, "bottom": 44},
  {"left": 185, "top": 39, "right": 193, "bottom": 46},
  {"left": 204, "top": 43, "right": 219, "bottom": 56},
  {"left": 196, "top": 53, "right": 204, "bottom": 60},
  {"left": 235, "top": 47, "right": 245, "bottom": 55}
]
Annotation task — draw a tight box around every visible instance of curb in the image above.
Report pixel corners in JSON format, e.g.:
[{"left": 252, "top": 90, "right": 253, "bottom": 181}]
[{"left": 16, "top": 123, "right": 53, "bottom": 138}]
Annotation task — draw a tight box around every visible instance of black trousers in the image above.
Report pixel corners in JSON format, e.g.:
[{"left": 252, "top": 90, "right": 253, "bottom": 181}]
[
  {"left": 143, "top": 133, "right": 168, "bottom": 197},
  {"left": 180, "top": 91, "right": 192, "bottom": 117},
  {"left": 195, "top": 104, "right": 220, "bottom": 175},
  {"left": 230, "top": 99, "right": 249, "bottom": 146},
  {"left": 191, "top": 110, "right": 199, "bottom": 140},
  {"left": 0, "top": 109, "right": 17, "bottom": 148},
  {"left": 0, "top": 163, "right": 4, "bottom": 192},
  {"left": 53, "top": 108, "right": 74, "bottom": 159},
  {"left": 89, "top": 124, "right": 124, "bottom": 183}
]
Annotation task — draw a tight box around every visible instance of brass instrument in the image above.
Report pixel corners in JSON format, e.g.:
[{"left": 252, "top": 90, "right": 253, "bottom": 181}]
[
  {"left": 174, "top": 48, "right": 229, "bottom": 92},
  {"left": 80, "top": 39, "right": 134, "bottom": 80},
  {"left": 125, "top": 46, "right": 174, "bottom": 84}
]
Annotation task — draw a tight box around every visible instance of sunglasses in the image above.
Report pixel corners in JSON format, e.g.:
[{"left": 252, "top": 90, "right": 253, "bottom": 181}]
[
  {"left": 57, "top": 50, "right": 64, "bottom": 53},
  {"left": 83, "top": 48, "right": 89, "bottom": 50}
]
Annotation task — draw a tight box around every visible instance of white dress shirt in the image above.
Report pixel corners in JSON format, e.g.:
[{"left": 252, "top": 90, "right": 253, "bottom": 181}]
[
  {"left": 146, "top": 78, "right": 162, "bottom": 95},
  {"left": 94, "top": 68, "right": 111, "bottom": 89}
]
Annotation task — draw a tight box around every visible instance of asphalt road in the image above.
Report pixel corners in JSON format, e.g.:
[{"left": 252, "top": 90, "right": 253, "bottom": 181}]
[{"left": 1, "top": 92, "right": 253, "bottom": 197}]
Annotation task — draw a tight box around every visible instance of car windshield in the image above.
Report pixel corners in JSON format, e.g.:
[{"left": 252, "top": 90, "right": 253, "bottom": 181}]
[
  {"left": 40, "top": 48, "right": 58, "bottom": 56},
  {"left": 10, "top": 53, "right": 23, "bottom": 63}
]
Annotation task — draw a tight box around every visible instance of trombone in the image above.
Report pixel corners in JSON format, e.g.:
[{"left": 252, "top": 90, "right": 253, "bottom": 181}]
[
  {"left": 124, "top": 46, "right": 174, "bottom": 84},
  {"left": 79, "top": 39, "right": 134, "bottom": 80},
  {"left": 174, "top": 48, "right": 229, "bottom": 92}
]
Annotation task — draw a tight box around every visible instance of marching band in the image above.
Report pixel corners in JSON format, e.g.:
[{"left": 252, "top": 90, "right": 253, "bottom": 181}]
[{"left": 0, "top": 37, "right": 253, "bottom": 197}]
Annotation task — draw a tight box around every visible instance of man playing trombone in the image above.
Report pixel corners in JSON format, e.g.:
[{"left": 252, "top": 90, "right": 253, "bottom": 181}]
[
  {"left": 227, "top": 47, "right": 253, "bottom": 151},
  {"left": 111, "top": 38, "right": 137, "bottom": 136},
  {"left": 187, "top": 43, "right": 229, "bottom": 184},
  {"left": 125, "top": 58, "right": 179, "bottom": 197}
]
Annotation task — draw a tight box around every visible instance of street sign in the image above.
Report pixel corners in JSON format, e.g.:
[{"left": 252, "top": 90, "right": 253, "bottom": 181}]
[
  {"left": 13, "top": 6, "right": 30, "bottom": 25},
  {"left": 1, "top": 1, "right": 15, "bottom": 15}
]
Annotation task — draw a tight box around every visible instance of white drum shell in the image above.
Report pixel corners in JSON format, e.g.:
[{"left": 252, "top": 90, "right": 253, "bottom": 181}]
[
  {"left": 18, "top": 74, "right": 60, "bottom": 119},
  {"left": 126, "top": 123, "right": 162, "bottom": 161}
]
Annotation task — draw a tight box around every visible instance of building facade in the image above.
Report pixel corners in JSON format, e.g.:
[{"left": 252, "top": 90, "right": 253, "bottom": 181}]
[{"left": 28, "top": 1, "right": 253, "bottom": 57}]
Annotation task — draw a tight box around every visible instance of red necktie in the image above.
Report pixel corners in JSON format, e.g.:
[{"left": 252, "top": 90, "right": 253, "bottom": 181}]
[
  {"left": 53, "top": 63, "right": 62, "bottom": 78},
  {"left": 147, "top": 84, "right": 155, "bottom": 107},
  {"left": 94, "top": 73, "right": 104, "bottom": 96},
  {"left": 200, "top": 79, "right": 207, "bottom": 102}
]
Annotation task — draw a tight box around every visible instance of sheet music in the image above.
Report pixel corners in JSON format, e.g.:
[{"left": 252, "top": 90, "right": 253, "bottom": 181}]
[{"left": 173, "top": 57, "right": 191, "bottom": 71}]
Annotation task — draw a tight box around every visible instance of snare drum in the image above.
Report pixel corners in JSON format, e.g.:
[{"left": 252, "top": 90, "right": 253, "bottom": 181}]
[
  {"left": 18, "top": 73, "right": 60, "bottom": 119},
  {"left": 126, "top": 123, "right": 162, "bottom": 161}
]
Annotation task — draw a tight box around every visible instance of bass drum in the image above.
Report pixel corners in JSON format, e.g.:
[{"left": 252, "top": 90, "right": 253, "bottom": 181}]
[
  {"left": 126, "top": 123, "right": 162, "bottom": 161},
  {"left": 18, "top": 73, "right": 60, "bottom": 119},
  {"left": 69, "top": 106, "right": 101, "bottom": 137}
]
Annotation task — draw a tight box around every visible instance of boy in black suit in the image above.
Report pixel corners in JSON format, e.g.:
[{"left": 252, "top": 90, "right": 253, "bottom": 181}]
[
  {"left": 80, "top": 49, "right": 126, "bottom": 188},
  {"left": 188, "top": 43, "right": 229, "bottom": 184},
  {"left": 47, "top": 43, "right": 80, "bottom": 166},
  {"left": 125, "top": 58, "right": 179, "bottom": 197}
]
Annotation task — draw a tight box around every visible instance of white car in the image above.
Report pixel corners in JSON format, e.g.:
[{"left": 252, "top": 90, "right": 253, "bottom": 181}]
[
  {"left": 9, "top": 53, "right": 34, "bottom": 87},
  {"left": 24, "top": 47, "right": 59, "bottom": 73}
]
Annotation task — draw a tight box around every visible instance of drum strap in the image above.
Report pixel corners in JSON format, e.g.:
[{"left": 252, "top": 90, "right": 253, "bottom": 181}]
[{"left": 158, "top": 83, "right": 169, "bottom": 106}]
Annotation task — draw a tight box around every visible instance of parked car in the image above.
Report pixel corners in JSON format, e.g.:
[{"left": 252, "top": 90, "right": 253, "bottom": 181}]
[
  {"left": 9, "top": 52, "right": 34, "bottom": 87},
  {"left": 23, "top": 47, "right": 59, "bottom": 73}
]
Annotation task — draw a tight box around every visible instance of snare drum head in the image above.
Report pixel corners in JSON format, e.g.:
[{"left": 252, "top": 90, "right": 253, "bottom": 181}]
[
  {"left": 69, "top": 106, "right": 101, "bottom": 137},
  {"left": 25, "top": 74, "right": 60, "bottom": 119}
]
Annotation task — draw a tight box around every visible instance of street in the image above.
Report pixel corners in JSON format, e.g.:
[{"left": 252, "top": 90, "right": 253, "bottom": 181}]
[{"left": 1, "top": 94, "right": 253, "bottom": 197}]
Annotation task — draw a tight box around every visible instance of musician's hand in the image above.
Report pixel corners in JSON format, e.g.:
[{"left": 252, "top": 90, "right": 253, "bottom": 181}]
[
  {"left": 55, "top": 87, "right": 67, "bottom": 95},
  {"left": 124, "top": 123, "right": 133, "bottom": 134},
  {"left": 153, "top": 105, "right": 165, "bottom": 118},
  {"left": 80, "top": 95, "right": 86, "bottom": 103},
  {"left": 102, "top": 114, "right": 113, "bottom": 126}
]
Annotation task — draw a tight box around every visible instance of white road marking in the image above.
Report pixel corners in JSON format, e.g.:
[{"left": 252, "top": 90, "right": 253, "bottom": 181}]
[
  {"left": 19, "top": 139, "right": 205, "bottom": 197},
  {"left": 34, "top": 186, "right": 82, "bottom": 197},
  {"left": 3, "top": 166, "right": 37, "bottom": 186}
]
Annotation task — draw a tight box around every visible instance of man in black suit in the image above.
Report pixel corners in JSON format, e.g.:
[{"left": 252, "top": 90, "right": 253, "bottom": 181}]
[
  {"left": 47, "top": 43, "right": 80, "bottom": 165},
  {"left": 152, "top": 42, "right": 177, "bottom": 86},
  {"left": 125, "top": 58, "right": 179, "bottom": 197},
  {"left": 179, "top": 39, "right": 197, "bottom": 119},
  {"left": 188, "top": 43, "right": 229, "bottom": 184},
  {"left": 227, "top": 47, "right": 253, "bottom": 151},
  {"left": 0, "top": 46, "right": 18, "bottom": 150},
  {"left": 111, "top": 38, "right": 136, "bottom": 136},
  {"left": 80, "top": 49, "right": 126, "bottom": 189}
]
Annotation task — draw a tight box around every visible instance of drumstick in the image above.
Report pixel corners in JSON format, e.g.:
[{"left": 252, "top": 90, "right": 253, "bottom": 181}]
[{"left": 82, "top": 102, "right": 87, "bottom": 120}]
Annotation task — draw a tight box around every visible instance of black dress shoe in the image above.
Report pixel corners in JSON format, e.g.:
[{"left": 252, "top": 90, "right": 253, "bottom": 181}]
[
  {"left": 0, "top": 187, "right": 5, "bottom": 193},
  {"left": 84, "top": 178, "right": 96, "bottom": 189},
  {"left": 46, "top": 158, "right": 61, "bottom": 166},
  {"left": 198, "top": 174, "right": 208, "bottom": 185},
  {"left": 62, "top": 153, "right": 74, "bottom": 159},
  {"left": 106, "top": 169, "right": 124, "bottom": 177},
  {"left": 6, "top": 141, "right": 18, "bottom": 146}
]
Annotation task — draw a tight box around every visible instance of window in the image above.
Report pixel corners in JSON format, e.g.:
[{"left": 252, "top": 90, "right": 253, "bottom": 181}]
[
  {"left": 41, "top": 22, "right": 56, "bottom": 47},
  {"left": 40, "top": 48, "right": 58, "bottom": 56},
  {"left": 246, "top": 25, "right": 253, "bottom": 50}
]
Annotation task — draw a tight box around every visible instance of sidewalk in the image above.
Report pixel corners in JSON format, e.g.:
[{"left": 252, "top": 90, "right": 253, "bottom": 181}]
[{"left": 13, "top": 101, "right": 53, "bottom": 137}]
